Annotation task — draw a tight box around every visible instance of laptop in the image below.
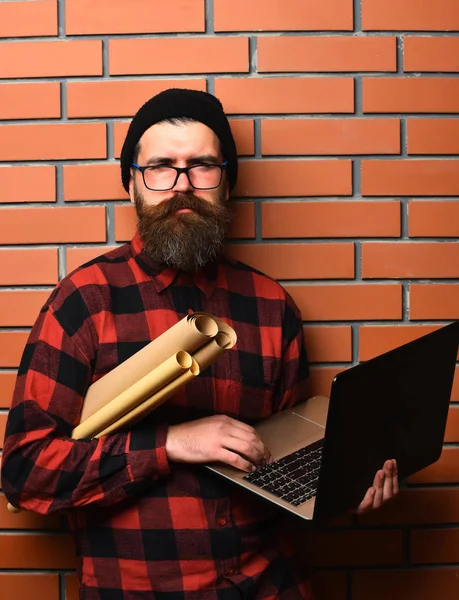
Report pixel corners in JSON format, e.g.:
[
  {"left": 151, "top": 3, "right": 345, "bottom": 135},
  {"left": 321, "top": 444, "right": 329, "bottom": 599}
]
[{"left": 206, "top": 320, "right": 459, "bottom": 522}]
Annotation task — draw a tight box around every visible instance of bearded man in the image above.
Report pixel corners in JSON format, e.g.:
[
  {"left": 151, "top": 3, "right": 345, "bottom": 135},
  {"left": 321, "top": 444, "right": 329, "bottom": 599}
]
[{"left": 1, "top": 89, "right": 397, "bottom": 600}]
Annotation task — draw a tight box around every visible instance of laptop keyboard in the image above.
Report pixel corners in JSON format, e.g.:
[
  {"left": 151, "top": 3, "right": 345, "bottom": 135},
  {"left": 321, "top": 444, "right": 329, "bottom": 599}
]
[{"left": 242, "top": 441, "right": 323, "bottom": 507}]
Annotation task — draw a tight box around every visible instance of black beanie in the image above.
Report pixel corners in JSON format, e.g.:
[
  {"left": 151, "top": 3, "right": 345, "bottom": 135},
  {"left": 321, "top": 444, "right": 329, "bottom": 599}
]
[{"left": 120, "top": 88, "right": 238, "bottom": 193}]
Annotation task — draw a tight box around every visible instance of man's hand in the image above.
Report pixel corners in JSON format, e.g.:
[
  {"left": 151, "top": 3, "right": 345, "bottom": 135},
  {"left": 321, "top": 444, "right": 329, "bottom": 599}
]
[
  {"left": 355, "top": 459, "right": 399, "bottom": 514},
  {"left": 166, "top": 415, "right": 272, "bottom": 472}
]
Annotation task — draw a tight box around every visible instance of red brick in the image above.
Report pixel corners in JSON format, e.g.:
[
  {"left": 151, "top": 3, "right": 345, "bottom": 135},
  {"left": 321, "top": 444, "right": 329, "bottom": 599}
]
[
  {"left": 405, "top": 37, "right": 459, "bottom": 72},
  {"left": 226, "top": 120, "right": 255, "bottom": 156},
  {"left": 0, "top": 373, "right": 16, "bottom": 409},
  {"left": 362, "top": 242, "right": 459, "bottom": 279},
  {"left": 235, "top": 160, "right": 352, "bottom": 197},
  {"left": 410, "top": 284, "right": 459, "bottom": 320},
  {"left": 114, "top": 205, "right": 139, "bottom": 242},
  {"left": 0, "top": 574, "right": 59, "bottom": 600},
  {"left": 302, "top": 529, "right": 403, "bottom": 567},
  {"left": 408, "top": 119, "right": 459, "bottom": 154},
  {"left": 0, "top": 166, "right": 55, "bottom": 203},
  {"left": 230, "top": 202, "right": 256, "bottom": 239},
  {"left": 303, "top": 326, "right": 352, "bottom": 363},
  {"left": 363, "top": 78, "right": 459, "bottom": 113},
  {"left": 306, "top": 367, "right": 343, "bottom": 397},
  {"left": 446, "top": 405, "right": 459, "bottom": 442},
  {"left": 258, "top": 36, "right": 396, "bottom": 72},
  {"left": 0, "top": 332, "right": 29, "bottom": 368},
  {"left": 354, "top": 569, "right": 459, "bottom": 600},
  {"left": 214, "top": 0, "right": 353, "bottom": 31},
  {"left": 0, "top": 291, "right": 50, "bottom": 327},
  {"left": 114, "top": 119, "right": 255, "bottom": 159},
  {"left": 0, "top": 249, "right": 58, "bottom": 285},
  {"left": 63, "top": 164, "right": 125, "bottom": 202},
  {"left": 410, "top": 448, "right": 459, "bottom": 485},
  {"left": 0, "top": 498, "right": 60, "bottom": 530},
  {"left": 453, "top": 367, "right": 459, "bottom": 401},
  {"left": 66, "top": 246, "right": 117, "bottom": 274},
  {"left": 359, "top": 488, "right": 459, "bottom": 525},
  {"left": 0, "top": 40, "right": 102, "bottom": 78},
  {"left": 362, "top": 160, "right": 459, "bottom": 196},
  {"left": 0, "top": 82, "right": 60, "bottom": 120},
  {"left": 66, "top": 0, "right": 204, "bottom": 34},
  {"left": 109, "top": 38, "right": 249, "bottom": 75},
  {"left": 359, "top": 325, "right": 439, "bottom": 362},
  {"left": 0, "top": 415, "right": 6, "bottom": 448},
  {"left": 215, "top": 78, "right": 354, "bottom": 114},
  {"left": 226, "top": 243, "right": 354, "bottom": 280},
  {"left": 0, "top": 0, "right": 57, "bottom": 38},
  {"left": 0, "top": 207, "right": 106, "bottom": 244},
  {"left": 310, "top": 571, "right": 347, "bottom": 600},
  {"left": 262, "top": 118, "right": 400, "bottom": 155},
  {"left": 0, "top": 535, "right": 75, "bottom": 569},
  {"left": 0, "top": 123, "right": 106, "bottom": 161},
  {"left": 113, "top": 202, "right": 256, "bottom": 243},
  {"left": 409, "top": 201, "right": 459, "bottom": 238},
  {"left": 66, "top": 575, "right": 78, "bottom": 600},
  {"left": 411, "top": 529, "right": 459, "bottom": 564},
  {"left": 67, "top": 80, "right": 206, "bottom": 119},
  {"left": 362, "top": 0, "right": 459, "bottom": 31},
  {"left": 262, "top": 201, "right": 400, "bottom": 238},
  {"left": 284, "top": 284, "right": 402, "bottom": 321}
]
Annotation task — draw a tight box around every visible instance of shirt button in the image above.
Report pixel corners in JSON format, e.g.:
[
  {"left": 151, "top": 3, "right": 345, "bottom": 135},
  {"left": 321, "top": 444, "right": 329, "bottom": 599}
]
[{"left": 218, "top": 518, "right": 227, "bottom": 527}]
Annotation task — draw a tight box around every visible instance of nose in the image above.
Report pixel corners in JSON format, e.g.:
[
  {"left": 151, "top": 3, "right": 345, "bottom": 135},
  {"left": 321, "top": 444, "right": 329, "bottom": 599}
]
[{"left": 173, "top": 170, "right": 193, "bottom": 192}]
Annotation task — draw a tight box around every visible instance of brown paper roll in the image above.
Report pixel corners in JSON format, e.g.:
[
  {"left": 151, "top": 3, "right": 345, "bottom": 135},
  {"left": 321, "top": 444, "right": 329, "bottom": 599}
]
[
  {"left": 72, "top": 351, "right": 193, "bottom": 440},
  {"left": 95, "top": 359, "right": 200, "bottom": 438},
  {"left": 81, "top": 313, "right": 219, "bottom": 421},
  {"left": 193, "top": 313, "right": 237, "bottom": 348},
  {"left": 192, "top": 332, "right": 232, "bottom": 372}
]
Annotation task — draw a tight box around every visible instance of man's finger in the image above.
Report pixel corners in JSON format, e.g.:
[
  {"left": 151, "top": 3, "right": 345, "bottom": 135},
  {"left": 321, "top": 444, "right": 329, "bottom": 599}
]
[
  {"left": 223, "top": 435, "right": 266, "bottom": 466},
  {"left": 356, "top": 487, "right": 375, "bottom": 514},
  {"left": 392, "top": 459, "right": 399, "bottom": 495},
  {"left": 382, "top": 460, "right": 394, "bottom": 501},
  {"left": 372, "top": 471, "right": 385, "bottom": 508}
]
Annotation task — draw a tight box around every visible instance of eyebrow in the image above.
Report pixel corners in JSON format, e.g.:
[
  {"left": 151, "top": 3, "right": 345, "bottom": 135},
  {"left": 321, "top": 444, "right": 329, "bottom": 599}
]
[{"left": 144, "top": 154, "right": 222, "bottom": 166}]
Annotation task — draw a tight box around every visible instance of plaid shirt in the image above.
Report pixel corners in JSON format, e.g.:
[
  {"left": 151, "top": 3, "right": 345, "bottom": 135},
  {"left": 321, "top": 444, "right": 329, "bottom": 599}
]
[{"left": 2, "top": 233, "right": 312, "bottom": 600}]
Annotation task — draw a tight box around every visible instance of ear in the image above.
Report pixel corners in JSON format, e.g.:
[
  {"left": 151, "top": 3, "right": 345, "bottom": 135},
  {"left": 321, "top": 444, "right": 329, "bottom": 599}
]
[
  {"left": 223, "top": 180, "right": 230, "bottom": 202},
  {"left": 128, "top": 171, "right": 135, "bottom": 205}
]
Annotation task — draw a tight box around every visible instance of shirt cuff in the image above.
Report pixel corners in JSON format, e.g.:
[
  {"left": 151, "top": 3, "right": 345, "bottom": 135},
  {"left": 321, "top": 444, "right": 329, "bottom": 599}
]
[{"left": 127, "top": 423, "right": 171, "bottom": 482}]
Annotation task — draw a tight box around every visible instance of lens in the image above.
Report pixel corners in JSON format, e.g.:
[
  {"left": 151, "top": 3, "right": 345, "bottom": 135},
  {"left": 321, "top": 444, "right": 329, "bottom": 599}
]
[
  {"left": 188, "top": 165, "right": 221, "bottom": 189},
  {"left": 143, "top": 166, "right": 177, "bottom": 191}
]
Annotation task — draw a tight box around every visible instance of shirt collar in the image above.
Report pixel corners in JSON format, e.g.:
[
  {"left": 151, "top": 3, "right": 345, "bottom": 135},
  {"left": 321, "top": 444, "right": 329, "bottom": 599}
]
[{"left": 130, "top": 232, "right": 220, "bottom": 300}]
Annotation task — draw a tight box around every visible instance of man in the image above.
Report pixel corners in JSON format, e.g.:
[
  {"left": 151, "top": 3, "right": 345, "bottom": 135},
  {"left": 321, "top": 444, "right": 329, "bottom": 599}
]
[{"left": 1, "top": 89, "right": 397, "bottom": 599}]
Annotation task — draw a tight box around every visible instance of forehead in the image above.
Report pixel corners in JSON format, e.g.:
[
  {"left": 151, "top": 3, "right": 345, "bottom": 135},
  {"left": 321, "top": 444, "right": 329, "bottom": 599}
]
[{"left": 137, "top": 121, "right": 221, "bottom": 160}]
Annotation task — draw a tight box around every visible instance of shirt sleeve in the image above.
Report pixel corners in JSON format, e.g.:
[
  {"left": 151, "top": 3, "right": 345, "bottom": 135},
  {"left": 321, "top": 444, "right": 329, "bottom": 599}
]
[
  {"left": 1, "top": 296, "right": 171, "bottom": 515},
  {"left": 272, "top": 291, "right": 309, "bottom": 413}
]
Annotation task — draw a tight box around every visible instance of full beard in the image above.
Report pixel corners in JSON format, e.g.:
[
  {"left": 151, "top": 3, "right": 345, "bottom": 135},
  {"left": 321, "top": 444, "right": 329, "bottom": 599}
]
[{"left": 134, "top": 185, "right": 233, "bottom": 273}]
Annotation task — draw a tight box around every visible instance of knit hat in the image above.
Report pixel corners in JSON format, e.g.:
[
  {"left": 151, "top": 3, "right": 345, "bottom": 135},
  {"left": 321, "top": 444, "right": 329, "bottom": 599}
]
[{"left": 120, "top": 88, "right": 238, "bottom": 193}]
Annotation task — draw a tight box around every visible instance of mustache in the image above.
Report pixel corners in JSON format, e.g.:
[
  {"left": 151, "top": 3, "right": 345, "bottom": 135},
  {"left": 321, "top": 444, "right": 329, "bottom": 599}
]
[{"left": 143, "top": 193, "right": 219, "bottom": 220}]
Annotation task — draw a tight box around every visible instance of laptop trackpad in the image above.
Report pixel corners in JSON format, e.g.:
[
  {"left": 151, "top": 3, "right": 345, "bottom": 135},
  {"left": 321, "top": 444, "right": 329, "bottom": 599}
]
[{"left": 255, "top": 411, "right": 325, "bottom": 460}]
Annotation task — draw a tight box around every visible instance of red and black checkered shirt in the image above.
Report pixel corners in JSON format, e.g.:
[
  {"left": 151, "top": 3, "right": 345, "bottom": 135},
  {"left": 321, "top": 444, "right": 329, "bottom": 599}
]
[{"left": 2, "top": 233, "right": 312, "bottom": 600}]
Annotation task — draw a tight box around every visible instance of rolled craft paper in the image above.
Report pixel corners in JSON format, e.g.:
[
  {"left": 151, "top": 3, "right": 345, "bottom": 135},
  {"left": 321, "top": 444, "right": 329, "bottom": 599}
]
[
  {"left": 71, "top": 351, "right": 193, "bottom": 440},
  {"left": 95, "top": 358, "right": 200, "bottom": 438},
  {"left": 80, "top": 313, "right": 220, "bottom": 421}
]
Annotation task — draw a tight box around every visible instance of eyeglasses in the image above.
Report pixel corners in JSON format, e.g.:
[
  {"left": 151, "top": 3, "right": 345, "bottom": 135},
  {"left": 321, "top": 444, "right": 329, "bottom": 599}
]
[{"left": 131, "top": 161, "right": 228, "bottom": 191}]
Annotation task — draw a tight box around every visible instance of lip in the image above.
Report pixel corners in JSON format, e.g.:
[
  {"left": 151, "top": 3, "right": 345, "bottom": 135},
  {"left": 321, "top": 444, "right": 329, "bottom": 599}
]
[{"left": 175, "top": 208, "right": 193, "bottom": 214}]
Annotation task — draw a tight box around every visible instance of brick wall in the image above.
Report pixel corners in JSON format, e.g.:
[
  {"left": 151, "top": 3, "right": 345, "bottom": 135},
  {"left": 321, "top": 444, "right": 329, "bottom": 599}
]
[{"left": 1, "top": 1, "right": 459, "bottom": 598}]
